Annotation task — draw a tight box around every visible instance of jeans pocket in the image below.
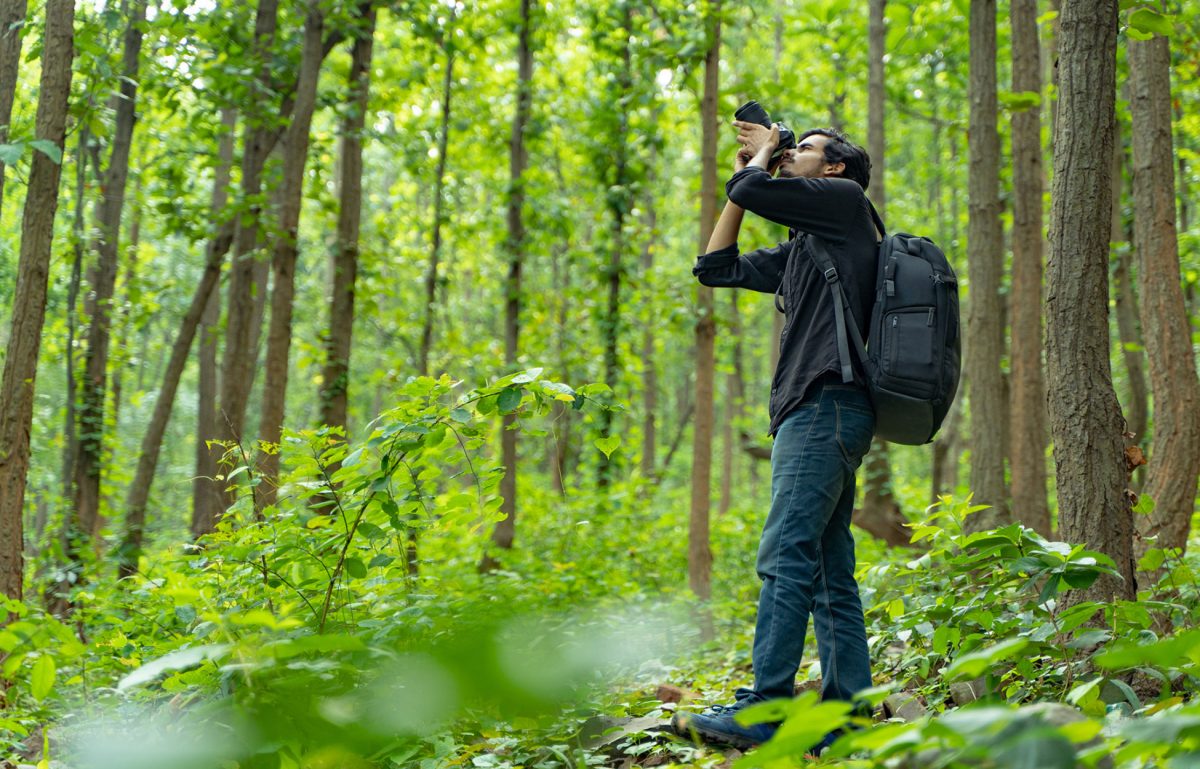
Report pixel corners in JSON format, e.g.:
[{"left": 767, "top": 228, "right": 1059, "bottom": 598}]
[{"left": 835, "top": 400, "right": 874, "bottom": 465}]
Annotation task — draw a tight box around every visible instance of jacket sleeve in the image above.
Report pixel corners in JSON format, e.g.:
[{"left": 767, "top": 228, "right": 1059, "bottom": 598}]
[
  {"left": 725, "top": 168, "right": 864, "bottom": 244},
  {"left": 693, "top": 241, "right": 788, "bottom": 294}
]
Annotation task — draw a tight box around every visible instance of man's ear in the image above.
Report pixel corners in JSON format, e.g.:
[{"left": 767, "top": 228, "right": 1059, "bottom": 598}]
[{"left": 824, "top": 161, "right": 846, "bottom": 178}]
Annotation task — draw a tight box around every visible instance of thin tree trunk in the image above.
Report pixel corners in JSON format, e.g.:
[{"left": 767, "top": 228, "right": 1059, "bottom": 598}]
[
  {"left": 718, "top": 293, "right": 742, "bottom": 515},
  {"left": 417, "top": 14, "right": 456, "bottom": 377},
  {"left": 193, "top": 109, "right": 237, "bottom": 538},
  {"left": 1129, "top": 18, "right": 1200, "bottom": 561},
  {"left": 597, "top": 4, "right": 632, "bottom": 488},
  {"left": 319, "top": 10, "right": 375, "bottom": 435},
  {"left": 119, "top": 114, "right": 237, "bottom": 575},
  {"left": 213, "top": 0, "right": 280, "bottom": 519},
  {"left": 965, "top": 0, "right": 1009, "bottom": 532},
  {"left": 254, "top": 2, "right": 326, "bottom": 513},
  {"left": 690, "top": 0, "right": 720, "bottom": 610},
  {"left": 0, "top": 0, "right": 27, "bottom": 210},
  {"left": 641, "top": 173, "right": 658, "bottom": 479},
  {"left": 62, "top": 127, "right": 89, "bottom": 501},
  {"left": 112, "top": 173, "right": 143, "bottom": 426},
  {"left": 487, "top": 0, "right": 533, "bottom": 565},
  {"left": 0, "top": 0, "right": 73, "bottom": 603},
  {"left": 1008, "top": 0, "right": 1050, "bottom": 535},
  {"left": 1111, "top": 130, "right": 1148, "bottom": 445},
  {"left": 1046, "top": 0, "right": 1133, "bottom": 604},
  {"left": 71, "top": 0, "right": 145, "bottom": 542}
]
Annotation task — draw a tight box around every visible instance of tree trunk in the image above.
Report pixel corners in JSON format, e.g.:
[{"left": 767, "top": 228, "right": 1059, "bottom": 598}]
[
  {"left": 61, "top": 127, "right": 89, "bottom": 502},
  {"left": 718, "top": 293, "right": 743, "bottom": 515},
  {"left": 1046, "top": 0, "right": 1133, "bottom": 603},
  {"left": 0, "top": 0, "right": 73, "bottom": 602},
  {"left": 417, "top": 14, "right": 456, "bottom": 377},
  {"left": 119, "top": 112, "right": 238, "bottom": 576},
  {"left": 965, "top": 0, "right": 1009, "bottom": 531},
  {"left": 1007, "top": 0, "right": 1051, "bottom": 536},
  {"left": 486, "top": 0, "right": 533, "bottom": 566},
  {"left": 254, "top": 2, "right": 326, "bottom": 513},
  {"left": 318, "top": 9, "right": 375, "bottom": 434},
  {"left": 212, "top": 0, "right": 280, "bottom": 519},
  {"left": 1129, "top": 19, "right": 1200, "bottom": 560},
  {"left": 0, "top": 0, "right": 26, "bottom": 210},
  {"left": 597, "top": 4, "right": 632, "bottom": 488},
  {"left": 1111, "top": 131, "right": 1148, "bottom": 445},
  {"left": 854, "top": 0, "right": 909, "bottom": 544},
  {"left": 70, "top": 0, "right": 145, "bottom": 544},
  {"left": 193, "top": 109, "right": 237, "bottom": 539},
  {"left": 690, "top": 0, "right": 720, "bottom": 607},
  {"left": 641, "top": 172, "right": 659, "bottom": 479}
]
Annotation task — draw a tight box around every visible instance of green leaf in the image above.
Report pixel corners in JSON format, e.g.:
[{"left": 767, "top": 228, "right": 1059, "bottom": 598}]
[
  {"left": 0, "top": 142, "right": 24, "bottom": 165},
  {"left": 28, "top": 139, "right": 62, "bottom": 164},
  {"left": 118, "top": 644, "right": 231, "bottom": 690},
  {"left": 345, "top": 557, "right": 368, "bottom": 579},
  {"left": 1095, "top": 628, "right": 1200, "bottom": 670},
  {"left": 510, "top": 367, "right": 544, "bottom": 384},
  {"left": 449, "top": 407, "right": 471, "bottom": 423},
  {"left": 1128, "top": 7, "right": 1173, "bottom": 37},
  {"left": 1133, "top": 494, "right": 1155, "bottom": 515},
  {"left": 1138, "top": 548, "right": 1167, "bottom": 572},
  {"left": 999, "top": 90, "right": 1041, "bottom": 112},
  {"left": 497, "top": 387, "right": 523, "bottom": 413},
  {"left": 945, "top": 637, "right": 1029, "bottom": 681},
  {"left": 594, "top": 434, "right": 621, "bottom": 458},
  {"left": 30, "top": 655, "right": 55, "bottom": 701}
]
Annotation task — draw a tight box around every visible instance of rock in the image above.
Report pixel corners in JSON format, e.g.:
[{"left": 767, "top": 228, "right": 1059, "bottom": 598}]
[{"left": 948, "top": 677, "right": 987, "bottom": 706}]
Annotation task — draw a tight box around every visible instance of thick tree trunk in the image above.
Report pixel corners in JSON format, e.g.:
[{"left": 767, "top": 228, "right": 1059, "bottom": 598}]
[
  {"left": 487, "top": 0, "right": 533, "bottom": 565},
  {"left": 254, "top": 3, "right": 326, "bottom": 513},
  {"left": 0, "top": 0, "right": 26, "bottom": 210},
  {"left": 1111, "top": 133, "right": 1148, "bottom": 445},
  {"left": 1007, "top": 0, "right": 1050, "bottom": 535},
  {"left": 965, "top": 0, "right": 1009, "bottom": 532},
  {"left": 120, "top": 113, "right": 237, "bottom": 575},
  {"left": 1129, "top": 22, "right": 1200, "bottom": 560},
  {"left": 1046, "top": 0, "right": 1133, "bottom": 603},
  {"left": 0, "top": 0, "right": 73, "bottom": 602},
  {"left": 319, "top": 10, "right": 375, "bottom": 434},
  {"left": 418, "top": 17, "right": 456, "bottom": 377},
  {"left": 193, "top": 109, "right": 237, "bottom": 539},
  {"left": 690, "top": 0, "right": 720, "bottom": 606},
  {"left": 71, "top": 0, "right": 145, "bottom": 542}
]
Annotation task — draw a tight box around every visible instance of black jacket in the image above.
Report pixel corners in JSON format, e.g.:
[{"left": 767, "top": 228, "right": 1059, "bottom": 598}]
[{"left": 694, "top": 167, "right": 883, "bottom": 436}]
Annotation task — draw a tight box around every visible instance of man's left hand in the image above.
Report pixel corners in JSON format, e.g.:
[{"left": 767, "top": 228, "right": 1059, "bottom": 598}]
[{"left": 733, "top": 121, "right": 780, "bottom": 160}]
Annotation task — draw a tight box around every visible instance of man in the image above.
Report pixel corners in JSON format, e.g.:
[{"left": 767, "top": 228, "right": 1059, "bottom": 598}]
[{"left": 673, "top": 121, "right": 882, "bottom": 751}]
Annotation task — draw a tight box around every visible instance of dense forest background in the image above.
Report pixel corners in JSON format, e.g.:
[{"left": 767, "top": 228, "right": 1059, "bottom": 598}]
[{"left": 1, "top": 0, "right": 1199, "bottom": 767}]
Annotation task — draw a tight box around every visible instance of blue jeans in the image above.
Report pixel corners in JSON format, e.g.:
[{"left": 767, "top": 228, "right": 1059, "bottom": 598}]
[{"left": 738, "top": 380, "right": 876, "bottom": 705}]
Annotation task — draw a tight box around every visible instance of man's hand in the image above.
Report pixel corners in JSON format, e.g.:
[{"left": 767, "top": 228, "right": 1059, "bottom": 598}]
[
  {"left": 734, "top": 147, "right": 753, "bottom": 172},
  {"left": 733, "top": 120, "right": 780, "bottom": 161}
]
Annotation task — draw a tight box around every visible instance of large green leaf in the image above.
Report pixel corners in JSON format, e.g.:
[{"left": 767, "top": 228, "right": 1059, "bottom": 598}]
[
  {"left": 30, "top": 655, "right": 55, "bottom": 701},
  {"left": 945, "top": 637, "right": 1029, "bottom": 681}
]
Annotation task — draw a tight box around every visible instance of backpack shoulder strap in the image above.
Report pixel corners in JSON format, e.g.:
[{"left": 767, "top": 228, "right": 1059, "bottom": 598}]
[{"left": 807, "top": 236, "right": 871, "bottom": 384}]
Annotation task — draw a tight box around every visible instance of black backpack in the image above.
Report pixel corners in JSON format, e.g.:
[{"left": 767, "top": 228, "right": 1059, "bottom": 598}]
[{"left": 810, "top": 232, "right": 961, "bottom": 445}]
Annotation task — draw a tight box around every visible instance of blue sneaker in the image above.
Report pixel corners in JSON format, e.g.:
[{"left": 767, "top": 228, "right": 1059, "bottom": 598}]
[{"left": 672, "top": 701, "right": 779, "bottom": 750}]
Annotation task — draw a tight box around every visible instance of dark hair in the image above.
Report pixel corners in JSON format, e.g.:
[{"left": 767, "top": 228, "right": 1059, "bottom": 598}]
[{"left": 799, "top": 128, "right": 872, "bottom": 191}]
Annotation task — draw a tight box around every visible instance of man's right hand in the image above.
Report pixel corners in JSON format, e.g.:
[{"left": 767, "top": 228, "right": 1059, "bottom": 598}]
[{"left": 735, "top": 148, "right": 753, "bottom": 172}]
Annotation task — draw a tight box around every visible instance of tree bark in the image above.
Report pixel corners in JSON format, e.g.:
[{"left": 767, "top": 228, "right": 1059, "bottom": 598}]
[
  {"left": 690, "top": 0, "right": 720, "bottom": 607},
  {"left": 641, "top": 177, "right": 658, "bottom": 479},
  {"left": 417, "top": 13, "right": 456, "bottom": 378},
  {"left": 718, "top": 293, "right": 743, "bottom": 515},
  {"left": 1129, "top": 19, "right": 1200, "bottom": 560},
  {"left": 1007, "top": 0, "right": 1051, "bottom": 536},
  {"left": 965, "top": 0, "right": 1009, "bottom": 531},
  {"left": 254, "top": 1, "right": 326, "bottom": 513},
  {"left": 193, "top": 109, "right": 238, "bottom": 540},
  {"left": 1111, "top": 131, "right": 1148, "bottom": 445},
  {"left": 318, "top": 9, "right": 375, "bottom": 435},
  {"left": 0, "top": 0, "right": 73, "bottom": 602},
  {"left": 487, "top": 0, "right": 533, "bottom": 565},
  {"left": 1046, "top": 0, "right": 1133, "bottom": 603},
  {"left": 0, "top": 0, "right": 26, "bottom": 210},
  {"left": 70, "top": 0, "right": 145, "bottom": 543},
  {"left": 61, "top": 127, "right": 89, "bottom": 501}
]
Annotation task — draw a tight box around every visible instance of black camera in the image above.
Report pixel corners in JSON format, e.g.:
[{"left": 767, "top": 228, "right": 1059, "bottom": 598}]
[{"left": 734, "top": 100, "right": 796, "bottom": 160}]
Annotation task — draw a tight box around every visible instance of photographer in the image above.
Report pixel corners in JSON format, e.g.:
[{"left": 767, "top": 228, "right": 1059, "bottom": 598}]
[{"left": 673, "top": 116, "right": 883, "bottom": 753}]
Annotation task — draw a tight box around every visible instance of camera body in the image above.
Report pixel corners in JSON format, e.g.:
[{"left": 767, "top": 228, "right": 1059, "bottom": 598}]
[{"left": 734, "top": 100, "right": 796, "bottom": 160}]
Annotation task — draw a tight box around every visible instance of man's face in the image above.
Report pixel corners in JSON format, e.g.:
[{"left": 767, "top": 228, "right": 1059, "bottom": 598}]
[{"left": 777, "top": 133, "right": 837, "bottom": 179}]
